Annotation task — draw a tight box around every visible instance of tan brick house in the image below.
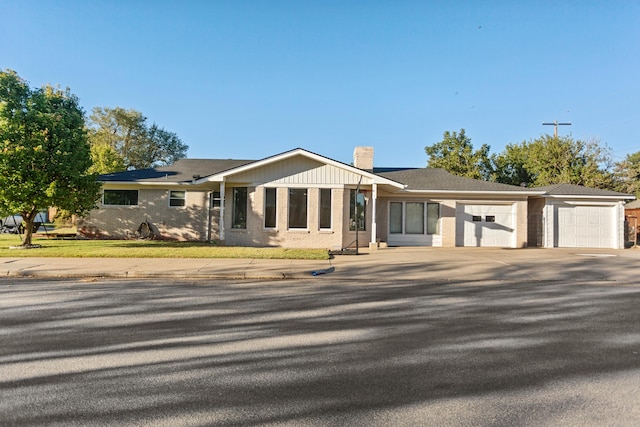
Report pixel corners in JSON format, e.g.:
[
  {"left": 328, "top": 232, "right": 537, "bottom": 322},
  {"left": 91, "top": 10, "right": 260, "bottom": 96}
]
[{"left": 79, "top": 147, "right": 634, "bottom": 249}]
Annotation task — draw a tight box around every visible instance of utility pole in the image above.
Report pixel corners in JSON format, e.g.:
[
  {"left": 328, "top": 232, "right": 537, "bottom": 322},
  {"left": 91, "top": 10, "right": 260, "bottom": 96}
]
[{"left": 542, "top": 120, "right": 571, "bottom": 138}]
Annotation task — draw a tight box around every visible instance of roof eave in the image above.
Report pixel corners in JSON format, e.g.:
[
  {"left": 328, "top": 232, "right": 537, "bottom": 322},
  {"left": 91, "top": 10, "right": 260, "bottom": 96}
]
[
  {"left": 198, "top": 148, "right": 405, "bottom": 189},
  {"left": 543, "top": 194, "right": 635, "bottom": 200},
  {"left": 400, "top": 189, "right": 545, "bottom": 196},
  {"left": 101, "top": 181, "right": 195, "bottom": 186}
]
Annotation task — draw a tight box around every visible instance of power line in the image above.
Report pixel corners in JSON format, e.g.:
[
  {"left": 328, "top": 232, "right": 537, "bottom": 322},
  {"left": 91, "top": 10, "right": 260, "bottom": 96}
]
[{"left": 542, "top": 120, "right": 571, "bottom": 138}]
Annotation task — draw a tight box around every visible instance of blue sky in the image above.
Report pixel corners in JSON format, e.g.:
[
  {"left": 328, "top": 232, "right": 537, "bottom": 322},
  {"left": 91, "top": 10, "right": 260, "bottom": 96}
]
[{"left": 3, "top": 1, "right": 639, "bottom": 167}]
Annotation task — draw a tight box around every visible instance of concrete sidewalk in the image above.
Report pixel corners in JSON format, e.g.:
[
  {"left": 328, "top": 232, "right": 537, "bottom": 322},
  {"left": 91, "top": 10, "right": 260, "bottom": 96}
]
[{"left": 1, "top": 247, "right": 639, "bottom": 283}]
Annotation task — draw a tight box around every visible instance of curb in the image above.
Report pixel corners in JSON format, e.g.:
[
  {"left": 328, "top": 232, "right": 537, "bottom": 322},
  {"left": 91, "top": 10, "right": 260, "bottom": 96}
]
[{"left": 2, "top": 270, "right": 318, "bottom": 280}]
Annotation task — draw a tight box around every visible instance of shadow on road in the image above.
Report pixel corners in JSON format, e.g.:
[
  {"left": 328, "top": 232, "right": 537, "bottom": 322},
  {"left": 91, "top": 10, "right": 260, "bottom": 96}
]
[{"left": 1, "top": 278, "right": 639, "bottom": 425}]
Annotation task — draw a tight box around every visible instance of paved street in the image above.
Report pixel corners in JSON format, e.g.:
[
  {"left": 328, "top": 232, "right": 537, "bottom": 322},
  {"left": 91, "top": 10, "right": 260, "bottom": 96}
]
[{"left": 1, "top": 277, "right": 640, "bottom": 426}]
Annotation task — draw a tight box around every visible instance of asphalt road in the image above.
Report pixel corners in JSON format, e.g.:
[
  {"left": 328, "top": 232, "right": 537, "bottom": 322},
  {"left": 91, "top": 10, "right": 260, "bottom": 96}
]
[{"left": 1, "top": 277, "right": 639, "bottom": 426}]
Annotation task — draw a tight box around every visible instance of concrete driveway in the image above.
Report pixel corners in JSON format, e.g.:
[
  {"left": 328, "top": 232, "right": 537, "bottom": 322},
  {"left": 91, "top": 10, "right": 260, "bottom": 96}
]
[
  {"left": 328, "top": 247, "right": 640, "bottom": 283},
  {"left": 1, "top": 276, "right": 639, "bottom": 425}
]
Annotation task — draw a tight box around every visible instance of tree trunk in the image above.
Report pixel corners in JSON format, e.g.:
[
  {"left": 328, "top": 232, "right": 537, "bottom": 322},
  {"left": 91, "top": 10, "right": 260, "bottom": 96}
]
[{"left": 20, "top": 208, "right": 37, "bottom": 247}]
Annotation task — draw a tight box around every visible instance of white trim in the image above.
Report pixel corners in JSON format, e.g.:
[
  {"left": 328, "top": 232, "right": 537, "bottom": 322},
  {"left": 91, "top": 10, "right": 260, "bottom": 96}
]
[
  {"left": 219, "top": 182, "right": 225, "bottom": 241},
  {"left": 263, "top": 187, "right": 277, "bottom": 229},
  {"left": 387, "top": 200, "right": 442, "bottom": 246},
  {"left": 247, "top": 182, "right": 345, "bottom": 189},
  {"left": 370, "top": 184, "right": 377, "bottom": 245},
  {"left": 197, "top": 148, "right": 405, "bottom": 188},
  {"left": 207, "top": 191, "right": 212, "bottom": 241},
  {"left": 168, "top": 190, "right": 186, "bottom": 208},
  {"left": 318, "top": 188, "right": 333, "bottom": 231},
  {"left": 542, "top": 194, "right": 632, "bottom": 200},
  {"left": 400, "top": 189, "right": 544, "bottom": 196},
  {"left": 101, "top": 181, "right": 199, "bottom": 187},
  {"left": 287, "top": 187, "right": 309, "bottom": 230},
  {"left": 548, "top": 200, "right": 623, "bottom": 206}
]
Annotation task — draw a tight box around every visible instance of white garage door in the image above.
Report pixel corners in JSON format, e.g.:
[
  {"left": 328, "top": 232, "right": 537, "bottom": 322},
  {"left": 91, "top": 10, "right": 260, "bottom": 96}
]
[
  {"left": 555, "top": 205, "right": 613, "bottom": 248},
  {"left": 456, "top": 204, "right": 515, "bottom": 247}
]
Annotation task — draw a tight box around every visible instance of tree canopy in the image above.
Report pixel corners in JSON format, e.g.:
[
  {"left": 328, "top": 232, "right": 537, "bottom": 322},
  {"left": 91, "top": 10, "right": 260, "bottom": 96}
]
[
  {"left": 427, "top": 129, "right": 617, "bottom": 190},
  {"left": 425, "top": 129, "right": 493, "bottom": 180},
  {"left": 492, "top": 135, "right": 615, "bottom": 189},
  {"left": 87, "top": 107, "right": 188, "bottom": 173},
  {"left": 0, "top": 69, "right": 101, "bottom": 246},
  {"left": 614, "top": 151, "right": 640, "bottom": 198}
]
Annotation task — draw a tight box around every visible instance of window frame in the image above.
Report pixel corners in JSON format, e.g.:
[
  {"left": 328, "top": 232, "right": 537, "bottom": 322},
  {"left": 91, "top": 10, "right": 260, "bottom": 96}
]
[
  {"left": 211, "top": 191, "right": 221, "bottom": 208},
  {"left": 319, "top": 188, "right": 332, "bottom": 230},
  {"left": 232, "top": 187, "right": 248, "bottom": 229},
  {"left": 388, "top": 201, "right": 440, "bottom": 235},
  {"left": 288, "top": 188, "right": 308, "bottom": 229},
  {"left": 168, "top": 190, "right": 186, "bottom": 208},
  {"left": 102, "top": 189, "right": 139, "bottom": 206},
  {"left": 264, "top": 187, "right": 277, "bottom": 229},
  {"left": 405, "top": 202, "right": 425, "bottom": 234},
  {"left": 349, "top": 189, "right": 366, "bottom": 231},
  {"left": 389, "top": 202, "right": 403, "bottom": 234},
  {"left": 427, "top": 203, "right": 440, "bottom": 235}
]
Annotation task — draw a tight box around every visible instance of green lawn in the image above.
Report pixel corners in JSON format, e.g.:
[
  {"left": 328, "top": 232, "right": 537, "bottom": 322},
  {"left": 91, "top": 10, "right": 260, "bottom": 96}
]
[{"left": 0, "top": 235, "right": 329, "bottom": 260}]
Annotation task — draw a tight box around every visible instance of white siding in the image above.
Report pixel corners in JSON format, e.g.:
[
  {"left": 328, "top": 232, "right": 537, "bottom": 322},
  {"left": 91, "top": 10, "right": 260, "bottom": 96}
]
[{"left": 229, "top": 156, "right": 372, "bottom": 186}]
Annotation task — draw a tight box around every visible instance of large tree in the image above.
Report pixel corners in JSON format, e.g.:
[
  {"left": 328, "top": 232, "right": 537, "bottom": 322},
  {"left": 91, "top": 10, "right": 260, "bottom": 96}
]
[
  {"left": 490, "top": 142, "right": 533, "bottom": 186},
  {"left": 0, "top": 69, "right": 101, "bottom": 247},
  {"left": 493, "top": 135, "right": 615, "bottom": 189},
  {"left": 425, "top": 129, "right": 493, "bottom": 180},
  {"left": 614, "top": 151, "right": 640, "bottom": 197},
  {"left": 87, "top": 106, "right": 188, "bottom": 171}
]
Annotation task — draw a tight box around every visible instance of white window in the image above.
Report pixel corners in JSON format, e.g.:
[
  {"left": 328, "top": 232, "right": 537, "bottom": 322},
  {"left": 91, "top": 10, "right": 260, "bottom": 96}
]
[
  {"left": 232, "top": 187, "right": 247, "bottom": 229},
  {"left": 211, "top": 191, "right": 221, "bottom": 208},
  {"left": 350, "top": 189, "right": 366, "bottom": 231},
  {"left": 264, "top": 188, "right": 277, "bottom": 228},
  {"left": 319, "top": 188, "right": 332, "bottom": 229},
  {"left": 406, "top": 202, "right": 425, "bottom": 234},
  {"left": 390, "top": 202, "right": 403, "bottom": 234},
  {"left": 169, "top": 190, "right": 186, "bottom": 207},
  {"left": 427, "top": 203, "right": 440, "bottom": 234},
  {"left": 288, "top": 188, "right": 308, "bottom": 229},
  {"left": 389, "top": 202, "right": 440, "bottom": 235}
]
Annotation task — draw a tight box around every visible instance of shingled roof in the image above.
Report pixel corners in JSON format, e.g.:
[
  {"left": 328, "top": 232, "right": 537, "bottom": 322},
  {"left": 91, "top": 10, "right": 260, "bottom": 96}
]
[
  {"left": 625, "top": 199, "right": 640, "bottom": 208},
  {"left": 378, "top": 168, "right": 535, "bottom": 192},
  {"left": 97, "top": 156, "right": 635, "bottom": 201},
  {"left": 533, "top": 183, "right": 634, "bottom": 198},
  {"left": 99, "top": 158, "right": 255, "bottom": 183}
]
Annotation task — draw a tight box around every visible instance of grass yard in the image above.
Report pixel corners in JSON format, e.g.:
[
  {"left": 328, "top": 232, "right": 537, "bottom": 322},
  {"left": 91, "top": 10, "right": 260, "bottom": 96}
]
[{"left": 0, "top": 234, "right": 329, "bottom": 260}]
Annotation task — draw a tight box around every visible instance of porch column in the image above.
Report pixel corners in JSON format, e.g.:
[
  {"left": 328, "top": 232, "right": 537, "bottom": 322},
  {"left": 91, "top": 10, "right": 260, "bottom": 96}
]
[
  {"left": 219, "top": 181, "right": 225, "bottom": 242},
  {"left": 370, "top": 183, "right": 377, "bottom": 245},
  {"left": 615, "top": 201, "right": 624, "bottom": 249},
  {"left": 543, "top": 199, "right": 552, "bottom": 248},
  {"left": 207, "top": 191, "right": 212, "bottom": 241}
]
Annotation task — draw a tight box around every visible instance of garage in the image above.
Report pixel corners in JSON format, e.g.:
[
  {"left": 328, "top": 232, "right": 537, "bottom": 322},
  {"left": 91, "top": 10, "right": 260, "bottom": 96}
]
[
  {"left": 456, "top": 203, "right": 515, "bottom": 247},
  {"left": 555, "top": 204, "right": 614, "bottom": 248},
  {"left": 528, "top": 184, "right": 633, "bottom": 249}
]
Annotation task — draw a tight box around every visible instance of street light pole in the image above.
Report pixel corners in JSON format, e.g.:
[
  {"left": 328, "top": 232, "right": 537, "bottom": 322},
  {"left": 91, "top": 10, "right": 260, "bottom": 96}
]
[{"left": 542, "top": 120, "right": 571, "bottom": 138}]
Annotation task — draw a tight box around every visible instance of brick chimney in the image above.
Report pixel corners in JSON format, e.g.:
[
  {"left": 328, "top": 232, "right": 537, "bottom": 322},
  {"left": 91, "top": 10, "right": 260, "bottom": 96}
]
[{"left": 353, "top": 146, "right": 374, "bottom": 171}]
